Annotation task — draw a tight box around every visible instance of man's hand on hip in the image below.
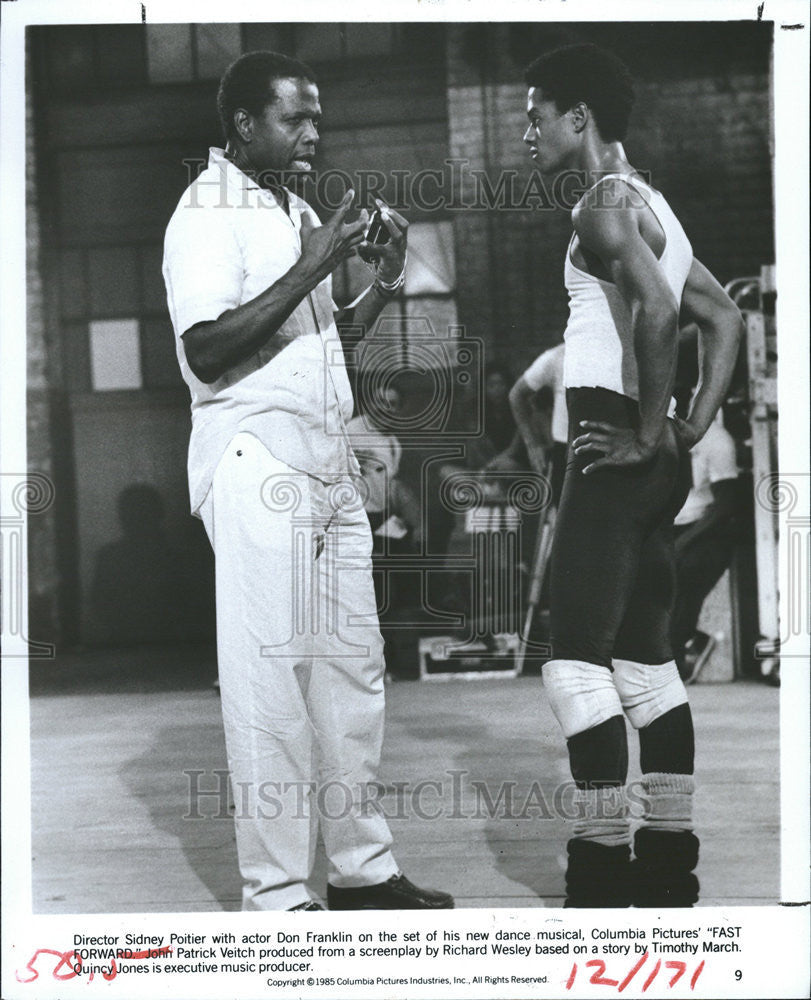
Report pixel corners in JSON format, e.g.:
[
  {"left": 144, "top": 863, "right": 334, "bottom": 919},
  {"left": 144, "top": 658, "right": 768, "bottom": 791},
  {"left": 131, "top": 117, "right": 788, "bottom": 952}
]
[
  {"left": 573, "top": 420, "right": 657, "bottom": 474},
  {"left": 672, "top": 414, "right": 701, "bottom": 450}
]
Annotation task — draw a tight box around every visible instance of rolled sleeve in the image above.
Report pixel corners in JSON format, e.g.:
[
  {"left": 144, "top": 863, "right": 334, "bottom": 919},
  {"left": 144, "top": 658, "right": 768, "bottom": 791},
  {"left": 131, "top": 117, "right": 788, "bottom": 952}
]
[
  {"left": 523, "top": 345, "right": 563, "bottom": 393},
  {"left": 163, "top": 203, "right": 243, "bottom": 339},
  {"left": 523, "top": 357, "right": 550, "bottom": 392}
]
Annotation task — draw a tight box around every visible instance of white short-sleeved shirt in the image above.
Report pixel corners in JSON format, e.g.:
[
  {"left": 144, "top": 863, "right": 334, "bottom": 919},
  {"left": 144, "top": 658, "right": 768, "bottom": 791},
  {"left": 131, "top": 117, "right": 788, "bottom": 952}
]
[
  {"left": 674, "top": 419, "right": 739, "bottom": 526},
  {"left": 163, "top": 147, "right": 357, "bottom": 515},
  {"left": 522, "top": 343, "right": 568, "bottom": 444}
]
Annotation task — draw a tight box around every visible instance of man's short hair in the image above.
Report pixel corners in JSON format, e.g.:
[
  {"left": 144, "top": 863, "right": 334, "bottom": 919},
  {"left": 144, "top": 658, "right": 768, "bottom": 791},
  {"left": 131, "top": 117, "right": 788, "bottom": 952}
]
[
  {"left": 217, "top": 51, "right": 317, "bottom": 140},
  {"left": 524, "top": 43, "right": 635, "bottom": 142}
]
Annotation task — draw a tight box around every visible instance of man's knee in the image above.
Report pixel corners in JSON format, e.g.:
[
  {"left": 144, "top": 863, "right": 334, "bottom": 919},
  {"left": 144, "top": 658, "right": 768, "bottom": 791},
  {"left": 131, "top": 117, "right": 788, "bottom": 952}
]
[
  {"left": 542, "top": 659, "right": 622, "bottom": 738},
  {"left": 612, "top": 658, "right": 687, "bottom": 730}
]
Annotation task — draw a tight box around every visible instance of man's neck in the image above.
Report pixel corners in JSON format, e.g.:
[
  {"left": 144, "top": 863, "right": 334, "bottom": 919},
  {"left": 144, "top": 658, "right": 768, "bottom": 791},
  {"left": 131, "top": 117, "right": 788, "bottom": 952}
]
[
  {"left": 224, "top": 142, "right": 288, "bottom": 207},
  {"left": 578, "top": 138, "right": 634, "bottom": 189}
]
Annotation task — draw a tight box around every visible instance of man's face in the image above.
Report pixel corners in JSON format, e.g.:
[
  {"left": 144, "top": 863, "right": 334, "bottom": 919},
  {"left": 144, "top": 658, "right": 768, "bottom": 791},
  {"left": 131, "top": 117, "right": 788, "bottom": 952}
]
[
  {"left": 523, "top": 87, "right": 576, "bottom": 175},
  {"left": 246, "top": 76, "right": 321, "bottom": 177}
]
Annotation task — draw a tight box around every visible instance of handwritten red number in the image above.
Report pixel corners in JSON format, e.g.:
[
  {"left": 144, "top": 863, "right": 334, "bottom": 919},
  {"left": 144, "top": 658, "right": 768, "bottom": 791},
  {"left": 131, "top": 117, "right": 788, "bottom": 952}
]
[
  {"left": 54, "top": 951, "right": 83, "bottom": 980},
  {"left": 618, "top": 952, "right": 648, "bottom": 992},
  {"left": 642, "top": 958, "right": 661, "bottom": 991},
  {"left": 666, "top": 961, "right": 687, "bottom": 987},
  {"left": 556, "top": 956, "right": 703, "bottom": 993},
  {"left": 586, "top": 960, "right": 620, "bottom": 987},
  {"left": 15, "top": 949, "right": 82, "bottom": 984}
]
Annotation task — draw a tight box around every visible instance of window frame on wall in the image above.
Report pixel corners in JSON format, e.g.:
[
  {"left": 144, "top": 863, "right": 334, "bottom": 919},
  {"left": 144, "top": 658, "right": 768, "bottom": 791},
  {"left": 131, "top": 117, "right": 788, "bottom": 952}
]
[
  {"left": 39, "top": 22, "right": 447, "bottom": 95},
  {"left": 341, "top": 218, "right": 459, "bottom": 374},
  {"left": 55, "top": 242, "right": 184, "bottom": 395}
]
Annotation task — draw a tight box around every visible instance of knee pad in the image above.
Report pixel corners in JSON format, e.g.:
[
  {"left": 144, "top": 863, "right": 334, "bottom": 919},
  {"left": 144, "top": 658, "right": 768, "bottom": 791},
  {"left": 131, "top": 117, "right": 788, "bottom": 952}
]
[
  {"left": 612, "top": 658, "right": 687, "bottom": 730},
  {"left": 542, "top": 659, "right": 622, "bottom": 739}
]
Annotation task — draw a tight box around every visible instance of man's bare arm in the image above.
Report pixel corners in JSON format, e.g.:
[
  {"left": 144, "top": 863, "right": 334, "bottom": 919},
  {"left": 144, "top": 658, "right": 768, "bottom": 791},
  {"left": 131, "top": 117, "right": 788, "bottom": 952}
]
[
  {"left": 677, "top": 259, "right": 744, "bottom": 446},
  {"left": 333, "top": 283, "right": 398, "bottom": 349},
  {"left": 510, "top": 375, "right": 552, "bottom": 473},
  {"left": 183, "top": 190, "right": 365, "bottom": 384}
]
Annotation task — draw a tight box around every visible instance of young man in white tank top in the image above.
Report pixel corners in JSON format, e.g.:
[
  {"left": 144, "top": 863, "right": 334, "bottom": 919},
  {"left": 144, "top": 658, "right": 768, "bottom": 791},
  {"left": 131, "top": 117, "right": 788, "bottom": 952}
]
[{"left": 522, "top": 44, "right": 743, "bottom": 906}]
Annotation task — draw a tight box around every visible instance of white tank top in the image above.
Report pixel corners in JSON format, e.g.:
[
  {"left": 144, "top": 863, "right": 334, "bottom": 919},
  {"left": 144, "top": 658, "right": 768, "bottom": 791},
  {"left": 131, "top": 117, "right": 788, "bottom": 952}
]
[{"left": 562, "top": 173, "right": 693, "bottom": 399}]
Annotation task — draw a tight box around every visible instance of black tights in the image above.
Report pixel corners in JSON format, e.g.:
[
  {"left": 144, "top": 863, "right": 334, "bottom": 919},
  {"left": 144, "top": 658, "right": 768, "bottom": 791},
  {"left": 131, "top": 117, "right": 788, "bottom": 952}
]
[
  {"left": 566, "top": 704, "right": 694, "bottom": 789},
  {"left": 551, "top": 389, "right": 695, "bottom": 789},
  {"left": 550, "top": 388, "right": 692, "bottom": 667}
]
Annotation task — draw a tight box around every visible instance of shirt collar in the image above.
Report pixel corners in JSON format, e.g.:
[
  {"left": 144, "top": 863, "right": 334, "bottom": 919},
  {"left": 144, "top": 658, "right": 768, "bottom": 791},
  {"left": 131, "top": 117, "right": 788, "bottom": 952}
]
[{"left": 208, "top": 147, "right": 298, "bottom": 220}]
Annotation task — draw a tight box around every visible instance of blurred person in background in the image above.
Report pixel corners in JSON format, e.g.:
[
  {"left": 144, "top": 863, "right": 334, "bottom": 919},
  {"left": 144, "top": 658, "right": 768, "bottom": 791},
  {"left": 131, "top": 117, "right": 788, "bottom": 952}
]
[
  {"left": 472, "top": 362, "right": 526, "bottom": 472},
  {"left": 346, "top": 380, "right": 424, "bottom": 677},
  {"left": 346, "top": 379, "right": 422, "bottom": 549},
  {"left": 510, "top": 341, "right": 568, "bottom": 506},
  {"left": 671, "top": 343, "right": 744, "bottom": 682},
  {"left": 91, "top": 484, "right": 180, "bottom": 644},
  {"left": 437, "top": 361, "right": 528, "bottom": 628}
]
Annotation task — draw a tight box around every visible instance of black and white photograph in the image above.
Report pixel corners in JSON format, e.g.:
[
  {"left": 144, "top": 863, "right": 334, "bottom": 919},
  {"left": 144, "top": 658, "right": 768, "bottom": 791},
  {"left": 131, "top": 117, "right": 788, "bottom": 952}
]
[{"left": 1, "top": 1, "right": 808, "bottom": 998}]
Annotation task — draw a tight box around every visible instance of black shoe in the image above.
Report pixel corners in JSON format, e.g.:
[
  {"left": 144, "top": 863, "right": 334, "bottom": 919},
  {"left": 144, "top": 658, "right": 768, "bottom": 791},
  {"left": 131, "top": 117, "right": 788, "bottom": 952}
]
[
  {"left": 564, "top": 839, "right": 632, "bottom": 908},
  {"left": 287, "top": 901, "right": 324, "bottom": 911},
  {"left": 327, "top": 873, "right": 454, "bottom": 910},
  {"left": 629, "top": 828, "right": 700, "bottom": 907}
]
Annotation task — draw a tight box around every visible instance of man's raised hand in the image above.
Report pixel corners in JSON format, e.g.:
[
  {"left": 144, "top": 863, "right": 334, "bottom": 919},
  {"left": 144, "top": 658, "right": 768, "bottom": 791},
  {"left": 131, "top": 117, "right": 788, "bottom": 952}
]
[
  {"left": 358, "top": 199, "right": 409, "bottom": 283},
  {"left": 298, "top": 189, "right": 369, "bottom": 285}
]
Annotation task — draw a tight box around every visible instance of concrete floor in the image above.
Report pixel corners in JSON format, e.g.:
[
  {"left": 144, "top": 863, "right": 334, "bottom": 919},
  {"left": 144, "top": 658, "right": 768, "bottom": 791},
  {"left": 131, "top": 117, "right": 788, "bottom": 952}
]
[{"left": 29, "top": 644, "right": 780, "bottom": 913}]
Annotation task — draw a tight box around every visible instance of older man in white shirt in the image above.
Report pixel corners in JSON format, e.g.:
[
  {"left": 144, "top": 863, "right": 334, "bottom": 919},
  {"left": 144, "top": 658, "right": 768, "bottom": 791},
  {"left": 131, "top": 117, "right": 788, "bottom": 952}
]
[{"left": 163, "top": 50, "right": 452, "bottom": 912}]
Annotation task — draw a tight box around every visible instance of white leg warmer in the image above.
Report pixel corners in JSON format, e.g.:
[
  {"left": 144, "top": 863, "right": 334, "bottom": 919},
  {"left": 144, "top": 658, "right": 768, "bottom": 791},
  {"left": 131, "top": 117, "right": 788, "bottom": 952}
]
[
  {"left": 542, "top": 659, "right": 623, "bottom": 739},
  {"left": 634, "top": 772, "right": 695, "bottom": 832},
  {"left": 612, "top": 658, "right": 688, "bottom": 730},
  {"left": 572, "top": 786, "right": 630, "bottom": 847}
]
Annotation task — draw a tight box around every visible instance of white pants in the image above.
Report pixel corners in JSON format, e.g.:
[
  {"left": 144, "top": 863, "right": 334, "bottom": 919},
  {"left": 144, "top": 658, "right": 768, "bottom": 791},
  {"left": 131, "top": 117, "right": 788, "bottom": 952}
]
[{"left": 200, "top": 432, "right": 397, "bottom": 910}]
